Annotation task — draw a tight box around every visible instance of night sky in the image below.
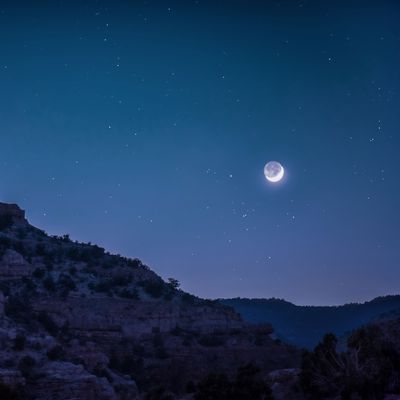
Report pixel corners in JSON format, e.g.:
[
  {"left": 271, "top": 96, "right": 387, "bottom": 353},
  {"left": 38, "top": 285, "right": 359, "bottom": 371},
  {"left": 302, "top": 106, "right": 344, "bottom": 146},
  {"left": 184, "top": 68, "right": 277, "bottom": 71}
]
[{"left": 1, "top": 1, "right": 399, "bottom": 305}]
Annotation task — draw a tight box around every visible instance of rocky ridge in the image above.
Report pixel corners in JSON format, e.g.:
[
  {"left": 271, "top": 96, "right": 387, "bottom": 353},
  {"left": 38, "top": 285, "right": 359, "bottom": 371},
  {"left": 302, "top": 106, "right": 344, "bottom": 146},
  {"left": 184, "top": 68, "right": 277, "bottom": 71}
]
[{"left": 0, "top": 203, "right": 299, "bottom": 399}]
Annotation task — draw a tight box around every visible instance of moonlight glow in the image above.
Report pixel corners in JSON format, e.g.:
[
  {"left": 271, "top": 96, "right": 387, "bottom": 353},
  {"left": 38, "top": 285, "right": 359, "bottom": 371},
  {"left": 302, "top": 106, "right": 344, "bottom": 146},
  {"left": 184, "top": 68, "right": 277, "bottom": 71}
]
[{"left": 264, "top": 161, "right": 284, "bottom": 183}]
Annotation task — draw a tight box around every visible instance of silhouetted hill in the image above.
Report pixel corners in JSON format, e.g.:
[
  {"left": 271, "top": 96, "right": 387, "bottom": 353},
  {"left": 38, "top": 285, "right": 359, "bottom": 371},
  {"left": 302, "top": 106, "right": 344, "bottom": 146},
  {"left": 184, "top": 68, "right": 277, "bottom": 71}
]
[
  {"left": 219, "top": 296, "right": 400, "bottom": 349},
  {"left": 0, "top": 203, "right": 300, "bottom": 399}
]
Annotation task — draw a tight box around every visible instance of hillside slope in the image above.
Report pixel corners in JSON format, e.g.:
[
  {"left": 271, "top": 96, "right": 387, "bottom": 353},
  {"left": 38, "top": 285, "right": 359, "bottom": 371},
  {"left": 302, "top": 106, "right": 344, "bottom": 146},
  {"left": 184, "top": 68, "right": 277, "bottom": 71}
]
[{"left": 0, "top": 203, "right": 299, "bottom": 399}]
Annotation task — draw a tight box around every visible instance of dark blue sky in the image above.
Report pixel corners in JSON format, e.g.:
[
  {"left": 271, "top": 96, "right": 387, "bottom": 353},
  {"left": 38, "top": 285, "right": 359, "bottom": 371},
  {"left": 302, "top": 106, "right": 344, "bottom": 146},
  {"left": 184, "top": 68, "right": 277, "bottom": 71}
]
[{"left": 1, "top": 1, "right": 399, "bottom": 305}]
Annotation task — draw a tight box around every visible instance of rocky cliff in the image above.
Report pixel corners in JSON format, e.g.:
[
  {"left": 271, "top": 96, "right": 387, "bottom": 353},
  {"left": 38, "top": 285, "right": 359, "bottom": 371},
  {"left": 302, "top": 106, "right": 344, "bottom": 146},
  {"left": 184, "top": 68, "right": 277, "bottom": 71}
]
[{"left": 0, "top": 203, "right": 300, "bottom": 399}]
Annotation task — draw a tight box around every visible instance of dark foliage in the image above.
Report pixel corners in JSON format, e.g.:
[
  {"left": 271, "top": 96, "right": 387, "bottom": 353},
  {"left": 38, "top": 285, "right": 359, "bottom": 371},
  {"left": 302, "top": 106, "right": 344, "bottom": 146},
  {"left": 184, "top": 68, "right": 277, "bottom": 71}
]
[
  {"left": 22, "top": 277, "right": 36, "bottom": 293},
  {"left": 32, "top": 267, "right": 45, "bottom": 279},
  {"left": 43, "top": 275, "right": 56, "bottom": 292},
  {"left": 118, "top": 287, "right": 139, "bottom": 299},
  {"left": 167, "top": 278, "right": 180, "bottom": 290},
  {"left": 186, "top": 381, "right": 196, "bottom": 393},
  {"left": 47, "top": 345, "right": 65, "bottom": 361},
  {"left": 18, "top": 356, "right": 36, "bottom": 379},
  {"left": 109, "top": 354, "right": 144, "bottom": 378},
  {"left": 127, "top": 258, "right": 143, "bottom": 268},
  {"left": 67, "top": 244, "right": 105, "bottom": 263},
  {"left": 35, "top": 243, "right": 47, "bottom": 256},
  {"left": 197, "top": 334, "right": 226, "bottom": 347},
  {"left": 57, "top": 274, "right": 76, "bottom": 291},
  {"left": 0, "top": 215, "right": 13, "bottom": 231},
  {"left": 36, "top": 312, "right": 59, "bottom": 335},
  {"left": 5, "top": 296, "right": 32, "bottom": 323},
  {"left": 0, "top": 382, "right": 21, "bottom": 400},
  {"left": 181, "top": 293, "right": 196, "bottom": 305},
  {"left": 194, "top": 364, "right": 273, "bottom": 400},
  {"left": 89, "top": 275, "right": 132, "bottom": 295},
  {"left": 93, "top": 365, "right": 113, "bottom": 382},
  {"left": 13, "top": 334, "right": 26, "bottom": 351},
  {"left": 12, "top": 241, "right": 28, "bottom": 257},
  {"left": 139, "top": 279, "right": 165, "bottom": 298},
  {"left": 300, "top": 327, "right": 400, "bottom": 400},
  {"left": 145, "top": 387, "right": 174, "bottom": 400}
]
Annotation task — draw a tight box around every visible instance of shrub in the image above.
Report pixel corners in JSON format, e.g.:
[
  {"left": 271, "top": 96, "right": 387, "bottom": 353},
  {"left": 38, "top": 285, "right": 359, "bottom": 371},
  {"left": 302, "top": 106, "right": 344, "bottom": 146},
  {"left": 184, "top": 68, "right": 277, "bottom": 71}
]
[
  {"left": 32, "top": 268, "right": 45, "bottom": 279},
  {"left": 62, "top": 234, "right": 71, "bottom": 242},
  {"left": 58, "top": 274, "right": 76, "bottom": 291},
  {"left": 5, "top": 296, "right": 31, "bottom": 322},
  {"left": 139, "top": 280, "right": 165, "bottom": 298},
  {"left": 43, "top": 254, "right": 54, "bottom": 270},
  {"left": 167, "top": 278, "right": 180, "bottom": 290},
  {"left": 194, "top": 373, "right": 231, "bottom": 400},
  {"left": 109, "top": 354, "right": 144, "bottom": 377},
  {"left": 93, "top": 365, "right": 113, "bottom": 383},
  {"left": 36, "top": 312, "right": 59, "bottom": 335},
  {"left": 13, "top": 334, "right": 26, "bottom": 351},
  {"left": 194, "top": 364, "right": 272, "bottom": 400},
  {"left": 43, "top": 275, "right": 56, "bottom": 291},
  {"left": 170, "top": 325, "right": 183, "bottom": 336},
  {"left": 163, "top": 291, "right": 174, "bottom": 301},
  {"left": 12, "top": 241, "right": 28, "bottom": 257},
  {"left": 47, "top": 345, "right": 65, "bottom": 361},
  {"left": 35, "top": 243, "right": 47, "bottom": 256},
  {"left": 0, "top": 215, "right": 13, "bottom": 231},
  {"left": 18, "top": 356, "right": 36, "bottom": 379},
  {"left": 127, "top": 258, "right": 142, "bottom": 268},
  {"left": 68, "top": 245, "right": 105, "bottom": 263},
  {"left": 113, "top": 275, "right": 132, "bottom": 286},
  {"left": 181, "top": 293, "right": 196, "bottom": 305},
  {"left": 16, "top": 229, "right": 27, "bottom": 240},
  {"left": 0, "top": 282, "right": 10, "bottom": 296},
  {"left": 0, "top": 382, "right": 20, "bottom": 400},
  {"left": 118, "top": 288, "right": 139, "bottom": 300},
  {"left": 88, "top": 279, "right": 113, "bottom": 294},
  {"left": 68, "top": 266, "right": 77, "bottom": 275},
  {"left": 22, "top": 277, "right": 36, "bottom": 292},
  {"left": 102, "top": 260, "right": 113, "bottom": 269},
  {"left": 145, "top": 387, "right": 174, "bottom": 400},
  {"left": 197, "top": 335, "right": 225, "bottom": 347}
]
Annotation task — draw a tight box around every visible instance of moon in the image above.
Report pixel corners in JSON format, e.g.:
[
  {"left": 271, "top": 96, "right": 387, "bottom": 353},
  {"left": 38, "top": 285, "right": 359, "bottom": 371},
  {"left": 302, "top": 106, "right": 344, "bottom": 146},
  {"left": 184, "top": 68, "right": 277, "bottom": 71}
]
[{"left": 264, "top": 161, "right": 284, "bottom": 183}]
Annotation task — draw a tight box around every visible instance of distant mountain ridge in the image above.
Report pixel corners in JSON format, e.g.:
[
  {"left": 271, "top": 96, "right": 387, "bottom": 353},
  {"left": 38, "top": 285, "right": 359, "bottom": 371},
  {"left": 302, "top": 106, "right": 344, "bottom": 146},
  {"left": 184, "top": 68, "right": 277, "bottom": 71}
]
[{"left": 219, "top": 295, "right": 400, "bottom": 349}]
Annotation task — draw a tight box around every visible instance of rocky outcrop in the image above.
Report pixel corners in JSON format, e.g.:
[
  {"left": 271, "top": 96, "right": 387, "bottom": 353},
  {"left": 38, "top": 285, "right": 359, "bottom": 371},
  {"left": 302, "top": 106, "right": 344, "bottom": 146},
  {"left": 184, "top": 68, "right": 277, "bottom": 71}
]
[
  {"left": 31, "top": 296, "right": 244, "bottom": 339},
  {"left": 29, "top": 362, "right": 123, "bottom": 400},
  {"left": 0, "top": 202, "right": 27, "bottom": 223},
  {"left": 267, "top": 368, "right": 304, "bottom": 400},
  {"left": 0, "top": 249, "right": 32, "bottom": 280}
]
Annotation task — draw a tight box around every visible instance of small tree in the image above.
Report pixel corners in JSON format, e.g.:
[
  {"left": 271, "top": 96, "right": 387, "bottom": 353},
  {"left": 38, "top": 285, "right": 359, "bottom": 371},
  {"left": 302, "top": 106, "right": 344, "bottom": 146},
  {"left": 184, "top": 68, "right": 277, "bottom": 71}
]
[{"left": 167, "top": 278, "right": 180, "bottom": 290}]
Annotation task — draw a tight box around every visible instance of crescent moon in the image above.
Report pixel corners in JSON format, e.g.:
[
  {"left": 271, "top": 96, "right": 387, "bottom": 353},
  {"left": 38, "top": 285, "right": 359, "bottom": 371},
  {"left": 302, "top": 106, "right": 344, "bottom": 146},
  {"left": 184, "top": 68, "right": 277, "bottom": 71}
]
[{"left": 264, "top": 161, "right": 285, "bottom": 183}]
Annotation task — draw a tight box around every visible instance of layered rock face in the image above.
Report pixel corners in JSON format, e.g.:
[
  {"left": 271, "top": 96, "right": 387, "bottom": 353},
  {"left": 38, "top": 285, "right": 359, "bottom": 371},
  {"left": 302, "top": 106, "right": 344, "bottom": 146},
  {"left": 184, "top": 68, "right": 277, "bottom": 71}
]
[
  {"left": 0, "top": 204, "right": 300, "bottom": 399},
  {"left": 0, "top": 249, "right": 33, "bottom": 280}
]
